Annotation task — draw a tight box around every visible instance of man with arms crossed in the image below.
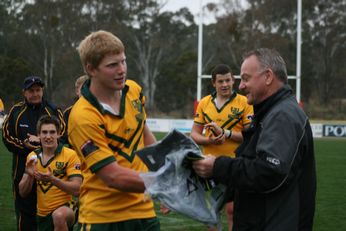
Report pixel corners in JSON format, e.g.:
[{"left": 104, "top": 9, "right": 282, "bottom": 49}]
[
  {"left": 68, "top": 30, "right": 159, "bottom": 230},
  {"left": 191, "top": 64, "right": 253, "bottom": 231},
  {"left": 19, "top": 115, "right": 82, "bottom": 231},
  {"left": 193, "top": 48, "right": 316, "bottom": 231}
]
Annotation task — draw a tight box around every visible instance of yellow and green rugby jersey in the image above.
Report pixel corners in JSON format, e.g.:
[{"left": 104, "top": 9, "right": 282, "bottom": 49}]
[
  {"left": 68, "top": 79, "right": 156, "bottom": 224},
  {"left": 194, "top": 91, "right": 253, "bottom": 158},
  {"left": 27, "top": 144, "right": 82, "bottom": 216}
]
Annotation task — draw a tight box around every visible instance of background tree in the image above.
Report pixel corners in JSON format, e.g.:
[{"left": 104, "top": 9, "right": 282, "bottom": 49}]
[
  {"left": 0, "top": 0, "right": 345, "bottom": 119},
  {"left": 120, "top": 1, "right": 196, "bottom": 113},
  {"left": 303, "top": 0, "right": 346, "bottom": 107}
]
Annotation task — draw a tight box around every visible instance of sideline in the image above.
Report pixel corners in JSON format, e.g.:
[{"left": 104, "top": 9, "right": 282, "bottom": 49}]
[{"left": 147, "top": 118, "right": 346, "bottom": 138}]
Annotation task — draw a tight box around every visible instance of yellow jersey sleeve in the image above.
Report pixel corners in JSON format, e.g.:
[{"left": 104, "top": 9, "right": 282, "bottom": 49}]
[
  {"left": 64, "top": 147, "right": 82, "bottom": 178},
  {"left": 194, "top": 96, "right": 211, "bottom": 125},
  {"left": 68, "top": 108, "right": 116, "bottom": 173}
]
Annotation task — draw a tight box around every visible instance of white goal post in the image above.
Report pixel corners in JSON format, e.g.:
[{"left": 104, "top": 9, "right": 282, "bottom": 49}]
[{"left": 196, "top": 0, "right": 302, "bottom": 103}]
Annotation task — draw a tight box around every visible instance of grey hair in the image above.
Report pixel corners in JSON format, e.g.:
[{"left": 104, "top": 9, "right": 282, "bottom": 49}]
[{"left": 243, "top": 48, "right": 288, "bottom": 84}]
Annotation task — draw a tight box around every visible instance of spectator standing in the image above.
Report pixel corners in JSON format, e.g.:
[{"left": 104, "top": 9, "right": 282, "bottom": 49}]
[{"left": 2, "top": 76, "right": 66, "bottom": 231}]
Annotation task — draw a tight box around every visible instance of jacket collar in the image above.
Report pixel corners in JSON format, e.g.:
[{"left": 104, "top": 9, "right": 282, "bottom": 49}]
[
  {"left": 25, "top": 99, "right": 45, "bottom": 109},
  {"left": 253, "top": 84, "right": 292, "bottom": 122}
]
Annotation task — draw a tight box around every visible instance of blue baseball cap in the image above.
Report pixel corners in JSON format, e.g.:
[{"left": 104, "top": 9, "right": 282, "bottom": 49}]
[{"left": 23, "top": 76, "right": 44, "bottom": 90}]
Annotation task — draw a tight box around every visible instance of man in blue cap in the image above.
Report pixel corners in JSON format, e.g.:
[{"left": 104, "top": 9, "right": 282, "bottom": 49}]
[{"left": 2, "top": 76, "right": 66, "bottom": 231}]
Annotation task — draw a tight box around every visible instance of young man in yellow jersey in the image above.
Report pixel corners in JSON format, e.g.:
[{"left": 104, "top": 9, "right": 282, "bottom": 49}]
[
  {"left": 191, "top": 64, "right": 253, "bottom": 231},
  {"left": 68, "top": 30, "right": 159, "bottom": 230},
  {"left": 19, "top": 115, "right": 82, "bottom": 231}
]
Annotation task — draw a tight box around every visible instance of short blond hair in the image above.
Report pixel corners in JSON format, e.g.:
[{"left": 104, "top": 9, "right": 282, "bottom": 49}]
[
  {"left": 74, "top": 75, "right": 89, "bottom": 96},
  {"left": 75, "top": 75, "right": 88, "bottom": 90},
  {"left": 77, "top": 30, "right": 125, "bottom": 69}
]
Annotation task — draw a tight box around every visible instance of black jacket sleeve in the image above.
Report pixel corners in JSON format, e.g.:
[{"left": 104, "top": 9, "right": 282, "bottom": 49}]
[
  {"left": 2, "top": 104, "right": 27, "bottom": 154},
  {"left": 213, "top": 106, "right": 308, "bottom": 194}
]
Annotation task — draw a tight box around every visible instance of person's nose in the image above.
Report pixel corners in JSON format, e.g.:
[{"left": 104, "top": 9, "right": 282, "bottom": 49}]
[
  {"left": 34, "top": 90, "right": 41, "bottom": 97},
  {"left": 118, "top": 62, "right": 126, "bottom": 74},
  {"left": 239, "top": 80, "right": 245, "bottom": 90}
]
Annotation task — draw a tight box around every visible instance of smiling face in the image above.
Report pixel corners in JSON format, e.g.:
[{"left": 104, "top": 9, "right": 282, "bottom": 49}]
[
  {"left": 23, "top": 85, "right": 44, "bottom": 105},
  {"left": 239, "top": 55, "right": 269, "bottom": 105},
  {"left": 87, "top": 52, "right": 127, "bottom": 93},
  {"left": 212, "top": 73, "right": 234, "bottom": 98},
  {"left": 38, "top": 123, "right": 59, "bottom": 149}
]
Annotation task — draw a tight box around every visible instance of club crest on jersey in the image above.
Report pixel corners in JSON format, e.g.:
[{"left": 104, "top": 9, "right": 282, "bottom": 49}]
[
  {"left": 229, "top": 107, "right": 243, "bottom": 120},
  {"left": 230, "top": 107, "right": 240, "bottom": 115},
  {"left": 132, "top": 99, "right": 142, "bottom": 112},
  {"left": 53, "top": 162, "right": 67, "bottom": 176},
  {"left": 81, "top": 139, "right": 99, "bottom": 157},
  {"left": 56, "top": 162, "right": 64, "bottom": 169}
]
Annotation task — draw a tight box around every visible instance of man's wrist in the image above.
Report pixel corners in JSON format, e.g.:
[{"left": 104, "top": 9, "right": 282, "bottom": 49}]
[{"left": 25, "top": 169, "right": 33, "bottom": 177}]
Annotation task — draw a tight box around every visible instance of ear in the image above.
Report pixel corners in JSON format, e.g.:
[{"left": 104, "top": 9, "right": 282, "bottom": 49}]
[
  {"left": 85, "top": 63, "right": 95, "bottom": 77},
  {"left": 211, "top": 79, "right": 216, "bottom": 87},
  {"left": 265, "top": 69, "right": 274, "bottom": 85}
]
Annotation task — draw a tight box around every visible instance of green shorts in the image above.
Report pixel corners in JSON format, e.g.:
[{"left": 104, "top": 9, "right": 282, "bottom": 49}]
[
  {"left": 37, "top": 213, "right": 54, "bottom": 231},
  {"left": 37, "top": 203, "right": 77, "bottom": 231},
  {"left": 78, "top": 217, "right": 160, "bottom": 231}
]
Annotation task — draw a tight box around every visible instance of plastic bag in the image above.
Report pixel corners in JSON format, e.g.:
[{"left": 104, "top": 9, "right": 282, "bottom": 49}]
[{"left": 138, "top": 129, "right": 226, "bottom": 227}]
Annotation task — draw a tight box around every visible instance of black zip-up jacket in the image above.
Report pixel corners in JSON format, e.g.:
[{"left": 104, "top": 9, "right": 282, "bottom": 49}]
[
  {"left": 2, "top": 99, "right": 65, "bottom": 214},
  {"left": 213, "top": 85, "right": 316, "bottom": 231}
]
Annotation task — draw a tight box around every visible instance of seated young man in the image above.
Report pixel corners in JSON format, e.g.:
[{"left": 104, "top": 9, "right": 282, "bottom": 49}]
[{"left": 19, "top": 115, "right": 82, "bottom": 231}]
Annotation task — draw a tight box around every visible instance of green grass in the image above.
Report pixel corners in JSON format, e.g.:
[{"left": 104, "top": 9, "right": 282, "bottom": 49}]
[
  {"left": 313, "top": 139, "right": 346, "bottom": 231},
  {"left": 1, "top": 133, "right": 346, "bottom": 230},
  {"left": 0, "top": 135, "right": 17, "bottom": 229}
]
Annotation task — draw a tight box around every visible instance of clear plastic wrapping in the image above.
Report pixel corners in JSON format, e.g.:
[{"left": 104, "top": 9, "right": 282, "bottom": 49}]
[{"left": 138, "top": 129, "right": 226, "bottom": 227}]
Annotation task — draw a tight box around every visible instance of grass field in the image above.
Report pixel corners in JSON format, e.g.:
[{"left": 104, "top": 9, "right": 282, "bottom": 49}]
[{"left": 0, "top": 133, "right": 345, "bottom": 230}]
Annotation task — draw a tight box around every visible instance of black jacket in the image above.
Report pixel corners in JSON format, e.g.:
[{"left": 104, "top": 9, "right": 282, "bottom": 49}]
[
  {"left": 213, "top": 85, "right": 316, "bottom": 231},
  {"left": 2, "top": 99, "right": 65, "bottom": 214}
]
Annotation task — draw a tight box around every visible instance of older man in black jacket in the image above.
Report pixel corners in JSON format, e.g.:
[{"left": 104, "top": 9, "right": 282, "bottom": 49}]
[
  {"left": 2, "top": 76, "right": 66, "bottom": 231},
  {"left": 193, "top": 48, "right": 316, "bottom": 231}
]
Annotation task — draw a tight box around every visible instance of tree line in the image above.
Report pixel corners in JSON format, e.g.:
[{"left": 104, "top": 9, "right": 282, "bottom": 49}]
[{"left": 0, "top": 0, "right": 345, "bottom": 119}]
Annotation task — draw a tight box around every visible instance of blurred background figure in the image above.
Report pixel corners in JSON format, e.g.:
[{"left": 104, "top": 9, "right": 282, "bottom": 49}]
[{"left": 61, "top": 75, "right": 88, "bottom": 147}]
